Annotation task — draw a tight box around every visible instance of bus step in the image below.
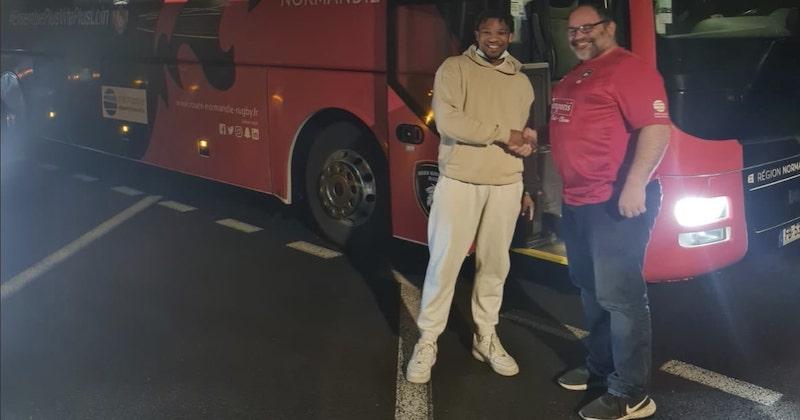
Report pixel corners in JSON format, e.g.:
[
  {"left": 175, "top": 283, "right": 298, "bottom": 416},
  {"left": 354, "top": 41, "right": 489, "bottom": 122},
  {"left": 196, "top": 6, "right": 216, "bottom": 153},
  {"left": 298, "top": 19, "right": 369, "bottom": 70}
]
[{"left": 512, "top": 238, "right": 568, "bottom": 265}]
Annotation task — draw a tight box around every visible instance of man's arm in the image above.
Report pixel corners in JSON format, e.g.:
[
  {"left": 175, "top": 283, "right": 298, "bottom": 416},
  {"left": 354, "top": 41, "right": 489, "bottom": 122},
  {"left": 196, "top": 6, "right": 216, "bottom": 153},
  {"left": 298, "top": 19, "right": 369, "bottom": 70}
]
[
  {"left": 432, "top": 59, "right": 515, "bottom": 146},
  {"left": 618, "top": 124, "right": 670, "bottom": 218}
]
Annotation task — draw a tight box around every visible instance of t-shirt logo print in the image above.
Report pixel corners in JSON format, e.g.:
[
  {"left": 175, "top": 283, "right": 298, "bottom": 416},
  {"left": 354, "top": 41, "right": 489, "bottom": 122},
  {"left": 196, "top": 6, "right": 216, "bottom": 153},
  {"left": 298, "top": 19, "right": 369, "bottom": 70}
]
[
  {"left": 576, "top": 69, "right": 593, "bottom": 84},
  {"left": 652, "top": 100, "right": 666, "bottom": 113}
]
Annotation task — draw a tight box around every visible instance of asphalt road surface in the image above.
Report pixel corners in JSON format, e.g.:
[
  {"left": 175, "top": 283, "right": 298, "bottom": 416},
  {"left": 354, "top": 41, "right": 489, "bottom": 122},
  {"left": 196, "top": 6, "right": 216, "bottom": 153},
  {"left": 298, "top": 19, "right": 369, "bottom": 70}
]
[{"left": 2, "top": 140, "right": 798, "bottom": 419}]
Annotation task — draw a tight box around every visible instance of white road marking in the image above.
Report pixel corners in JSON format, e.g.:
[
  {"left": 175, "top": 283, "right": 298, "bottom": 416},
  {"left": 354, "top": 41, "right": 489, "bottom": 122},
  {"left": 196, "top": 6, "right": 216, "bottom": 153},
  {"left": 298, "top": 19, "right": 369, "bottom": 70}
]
[
  {"left": 286, "top": 241, "right": 341, "bottom": 259},
  {"left": 501, "top": 310, "right": 588, "bottom": 341},
  {"left": 73, "top": 174, "right": 98, "bottom": 182},
  {"left": 158, "top": 200, "right": 197, "bottom": 213},
  {"left": 39, "top": 163, "right": 59, "bottom": 171},
  {"left": 215, "top": 218, "right": 262, "bottom": 234},
  {"left": 392, "top": 269, "right": 433, "bottom": 420},
  {"left": 660, "top": 360, "right": 783, "bottom": 406},
  {"left": 1, "top": 195, "right": 161, "bottom": 300},
  {"left": 112, "top": 186, "right": 144, "bottom": 196}
]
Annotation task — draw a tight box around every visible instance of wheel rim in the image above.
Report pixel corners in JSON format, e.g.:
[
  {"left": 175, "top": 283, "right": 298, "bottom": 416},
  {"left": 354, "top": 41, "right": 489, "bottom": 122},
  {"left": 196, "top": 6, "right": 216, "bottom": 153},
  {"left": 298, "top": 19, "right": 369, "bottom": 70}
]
[{"left": 317, "top": 149, "right": 377, "bottom": 226}]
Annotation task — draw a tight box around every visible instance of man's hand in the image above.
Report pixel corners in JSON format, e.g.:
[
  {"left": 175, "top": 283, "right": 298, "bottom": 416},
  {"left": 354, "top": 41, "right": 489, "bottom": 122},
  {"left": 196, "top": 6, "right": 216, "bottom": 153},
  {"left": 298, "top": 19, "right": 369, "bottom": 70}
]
[
  {"left": 521, "top": 193, "right": 535, "bottom": 221},
  {"left": 618, "top": 182, "right": 647, "bottom": 218},
  {"left": 506, "top": 128, "right": 537, "bottom": 156},
  {"left": 509, "top": 143, "right": 533, "bottom": 157},
  {"left": 508, "top": 129, "right": 526, "bottom": 147},
  {"left": 523, "top": 127, "right": 538, "bottom": 151}
]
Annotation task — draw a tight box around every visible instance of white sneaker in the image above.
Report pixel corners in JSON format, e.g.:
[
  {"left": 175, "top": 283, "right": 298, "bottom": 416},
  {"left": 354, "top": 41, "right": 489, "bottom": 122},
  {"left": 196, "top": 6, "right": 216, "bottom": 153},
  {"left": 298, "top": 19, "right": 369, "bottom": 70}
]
[
  {"left": 406, "top": 340, "right": 437, "bottom": 384},
  {"left": 472, "top": 333, "right": 519, "bottom": 376}
]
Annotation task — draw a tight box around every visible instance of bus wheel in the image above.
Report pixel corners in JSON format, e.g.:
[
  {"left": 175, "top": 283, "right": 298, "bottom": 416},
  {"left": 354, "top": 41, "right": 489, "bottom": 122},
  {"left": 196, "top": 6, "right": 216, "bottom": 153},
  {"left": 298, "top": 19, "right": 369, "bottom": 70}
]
[{"left": 304, "top": 122, "right": 389, "bottom": 248}]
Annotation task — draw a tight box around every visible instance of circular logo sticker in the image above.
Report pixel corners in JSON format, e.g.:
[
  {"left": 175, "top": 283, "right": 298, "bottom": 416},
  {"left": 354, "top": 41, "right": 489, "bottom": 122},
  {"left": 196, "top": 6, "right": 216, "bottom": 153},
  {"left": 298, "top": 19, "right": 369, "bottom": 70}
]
[
  {"left": 103, "top": 88, "right": 118, "bottom": 116},
  {"left": 652, "top": 100, "right": 666, "bottom": 113}
]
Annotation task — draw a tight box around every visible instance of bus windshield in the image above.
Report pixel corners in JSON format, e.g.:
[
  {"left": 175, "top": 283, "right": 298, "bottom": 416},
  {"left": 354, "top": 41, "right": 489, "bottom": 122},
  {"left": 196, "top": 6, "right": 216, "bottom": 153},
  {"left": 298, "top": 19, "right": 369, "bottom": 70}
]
[
  {"left": 656, "top": 0, "right": 799, "bottom": 38},
  {"left": 655, "top": 0, "right": 800, "bottom": 142}
]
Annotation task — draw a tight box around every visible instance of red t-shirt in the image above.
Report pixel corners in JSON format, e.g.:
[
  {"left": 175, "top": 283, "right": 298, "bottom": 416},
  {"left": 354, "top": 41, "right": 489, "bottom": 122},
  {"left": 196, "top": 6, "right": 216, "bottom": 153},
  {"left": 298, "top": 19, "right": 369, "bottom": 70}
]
[{"left": 549, "top": 47, "right": 670, "bottom": 205}]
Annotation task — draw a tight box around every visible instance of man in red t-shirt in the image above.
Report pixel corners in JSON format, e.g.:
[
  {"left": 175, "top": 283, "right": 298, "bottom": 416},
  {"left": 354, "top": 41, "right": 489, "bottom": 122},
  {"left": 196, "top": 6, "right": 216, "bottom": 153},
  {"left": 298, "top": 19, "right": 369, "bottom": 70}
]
[{"left": 548, "top": 5, "right": 671, "bottom": 420}]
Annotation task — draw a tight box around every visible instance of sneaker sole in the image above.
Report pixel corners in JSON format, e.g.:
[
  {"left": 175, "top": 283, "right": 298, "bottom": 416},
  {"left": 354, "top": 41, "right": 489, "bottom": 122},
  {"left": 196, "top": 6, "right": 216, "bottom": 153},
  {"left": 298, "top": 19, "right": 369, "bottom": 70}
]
[
  {"left": 471, "top": 349, "right": 519, "bottom": 376},
  {"left": 405, "top": 370, "right": 431, "bottom": 384},
  {"left": 558, "top": 382, "right": 589, "bottom": 391},
  {"left": 579, "top": 400, "right": 657, "bottom": 420}
]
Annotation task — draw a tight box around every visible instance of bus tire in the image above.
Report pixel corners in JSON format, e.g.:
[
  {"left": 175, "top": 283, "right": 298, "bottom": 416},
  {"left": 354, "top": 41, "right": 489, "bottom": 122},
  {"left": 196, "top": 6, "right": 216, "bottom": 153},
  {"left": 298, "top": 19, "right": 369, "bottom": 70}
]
[{"left": 303, "top": 121, "right": 389, "bottom": 249}]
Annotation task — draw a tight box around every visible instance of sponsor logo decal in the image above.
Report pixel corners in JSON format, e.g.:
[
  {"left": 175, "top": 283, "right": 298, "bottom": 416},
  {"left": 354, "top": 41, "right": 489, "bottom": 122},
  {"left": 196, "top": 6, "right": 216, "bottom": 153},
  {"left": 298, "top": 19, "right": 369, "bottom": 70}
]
[
  {"left": 102, "top": 88, "right": 117, "bottom": 116},
  {"left": 745, "top": 158, "right": 800, "bottom": 190},
  {"left": 414, "top": 163, "right": 439, "bottom": 216},
  {"left": 550, "top": 98, "right": 575, "bottom": 123},
  {"left": 101, "top": 85, "right": 147, "bottom": 123},
  {"left": 652, "top": 99, "right": 669, "bottom": 118}
]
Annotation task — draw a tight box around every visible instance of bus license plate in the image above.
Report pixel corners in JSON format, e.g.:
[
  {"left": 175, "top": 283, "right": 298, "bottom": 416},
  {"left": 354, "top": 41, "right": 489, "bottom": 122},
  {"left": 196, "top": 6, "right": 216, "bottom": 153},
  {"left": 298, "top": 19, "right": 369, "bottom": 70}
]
[{"left": 781, "top": 222, "right": 800, "bottom": 247}]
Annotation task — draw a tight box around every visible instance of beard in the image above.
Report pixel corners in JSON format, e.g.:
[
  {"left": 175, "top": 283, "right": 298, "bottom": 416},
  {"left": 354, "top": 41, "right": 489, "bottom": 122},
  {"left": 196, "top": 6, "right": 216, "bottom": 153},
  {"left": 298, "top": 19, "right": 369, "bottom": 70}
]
[{"left": 570, "top": 38, "right": 601, "bottom": 61}]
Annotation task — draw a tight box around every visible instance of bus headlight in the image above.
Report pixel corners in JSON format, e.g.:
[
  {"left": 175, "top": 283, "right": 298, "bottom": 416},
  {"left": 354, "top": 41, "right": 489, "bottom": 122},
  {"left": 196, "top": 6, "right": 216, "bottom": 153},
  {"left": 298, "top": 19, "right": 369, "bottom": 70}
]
[
  {"left": 678, "top": 227, "right": 730, "bottom": 247},
  {"left": 674, "top": 196, "right": 729, "bottom": 227}
]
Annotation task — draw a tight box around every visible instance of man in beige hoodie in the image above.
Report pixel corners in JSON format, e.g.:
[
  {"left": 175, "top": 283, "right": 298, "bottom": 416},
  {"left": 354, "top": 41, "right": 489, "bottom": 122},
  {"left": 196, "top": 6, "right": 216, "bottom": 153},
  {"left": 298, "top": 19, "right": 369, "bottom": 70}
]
[{"left": 406, "top": 10, "right": 536, "bottom": 384}]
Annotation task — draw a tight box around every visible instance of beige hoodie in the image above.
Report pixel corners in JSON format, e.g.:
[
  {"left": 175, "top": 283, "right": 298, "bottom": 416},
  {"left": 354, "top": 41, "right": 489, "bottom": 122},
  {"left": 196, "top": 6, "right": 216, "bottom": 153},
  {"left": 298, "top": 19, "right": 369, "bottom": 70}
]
[{"left": 432, "top": 44, "right": 534, "bottom": 185}]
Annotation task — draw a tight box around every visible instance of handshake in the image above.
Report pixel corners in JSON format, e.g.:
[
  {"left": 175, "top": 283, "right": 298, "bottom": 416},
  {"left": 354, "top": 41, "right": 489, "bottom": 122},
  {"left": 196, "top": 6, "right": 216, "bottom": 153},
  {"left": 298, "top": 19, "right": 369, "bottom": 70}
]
[{"left": 507, "top": 127, "right": 538, "bottom": 157}]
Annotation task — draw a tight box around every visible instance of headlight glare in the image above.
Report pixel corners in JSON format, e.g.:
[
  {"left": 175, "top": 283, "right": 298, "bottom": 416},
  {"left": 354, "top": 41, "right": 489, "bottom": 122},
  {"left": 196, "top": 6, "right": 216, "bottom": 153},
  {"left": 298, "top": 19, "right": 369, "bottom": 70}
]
[{"left": 674, "top": 196, "right": 729, "bottom": 227}]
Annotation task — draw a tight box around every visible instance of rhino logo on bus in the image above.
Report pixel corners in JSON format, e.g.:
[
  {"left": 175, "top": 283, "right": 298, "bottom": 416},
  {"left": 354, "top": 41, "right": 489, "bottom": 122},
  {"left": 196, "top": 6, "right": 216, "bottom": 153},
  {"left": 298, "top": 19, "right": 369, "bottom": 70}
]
[{"left": 415, "top": 163, "right": 439, "bottom": 216}]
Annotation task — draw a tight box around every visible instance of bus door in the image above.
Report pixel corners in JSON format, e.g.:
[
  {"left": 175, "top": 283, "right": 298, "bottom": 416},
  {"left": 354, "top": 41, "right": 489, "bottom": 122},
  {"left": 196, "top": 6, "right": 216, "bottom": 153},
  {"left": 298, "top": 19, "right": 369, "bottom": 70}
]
[{"left": 387, "top": 1, "right": 497, "bottom": 244}]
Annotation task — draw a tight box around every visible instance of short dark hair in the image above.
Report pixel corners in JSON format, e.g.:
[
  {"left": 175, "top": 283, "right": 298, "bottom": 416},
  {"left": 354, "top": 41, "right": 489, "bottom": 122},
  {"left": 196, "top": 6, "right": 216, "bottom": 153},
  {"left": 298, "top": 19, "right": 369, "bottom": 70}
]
[{"left": 474, "top": 10, "right": 514, "bottom": 33}]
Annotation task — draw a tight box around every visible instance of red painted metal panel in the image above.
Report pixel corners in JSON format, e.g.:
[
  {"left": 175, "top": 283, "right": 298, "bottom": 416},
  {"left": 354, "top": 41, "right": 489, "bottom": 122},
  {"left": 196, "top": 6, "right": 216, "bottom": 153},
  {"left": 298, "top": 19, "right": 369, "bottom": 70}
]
[
  {"left": 222, "top": 1, "right": 386, "bottom": 72},
  {"left": 267, "top": 67, "right": 386, "bottom": 201},
  {"left": 387, "top": 88, "right": 438, "bottom": 244},
  {"left": 629, "top": 0, "right": 656, "bottom": 65},
  {"left": 645, "top": 170, "right": 748, "bottom": 281},
  {"left": 143, "top": 58, "right": 271, "bottom": 192}
]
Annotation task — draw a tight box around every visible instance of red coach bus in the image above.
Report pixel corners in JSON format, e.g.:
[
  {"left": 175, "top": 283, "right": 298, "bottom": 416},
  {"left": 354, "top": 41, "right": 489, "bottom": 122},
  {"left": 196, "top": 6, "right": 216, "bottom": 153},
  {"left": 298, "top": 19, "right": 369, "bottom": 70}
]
[{"left": 2, "top": 0, "right": 798, "bottom": 281}]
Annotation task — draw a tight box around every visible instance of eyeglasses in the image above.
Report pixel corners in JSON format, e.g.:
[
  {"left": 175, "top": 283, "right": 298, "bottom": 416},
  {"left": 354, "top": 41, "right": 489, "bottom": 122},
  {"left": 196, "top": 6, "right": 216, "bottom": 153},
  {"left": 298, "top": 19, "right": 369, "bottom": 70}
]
[{"left": 567, "top": 20, "right": 609, "bottom": 36}]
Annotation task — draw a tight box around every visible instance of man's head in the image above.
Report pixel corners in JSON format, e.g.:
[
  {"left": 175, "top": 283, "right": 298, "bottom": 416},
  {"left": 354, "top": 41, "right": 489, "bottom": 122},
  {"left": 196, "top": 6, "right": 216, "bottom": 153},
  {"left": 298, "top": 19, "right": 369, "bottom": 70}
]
[
  {"left": 567, "top": 5, "right": 618, "bottom": 61},
  {"left": 474, "top": 10, "right": 514, "bottom": 65}
]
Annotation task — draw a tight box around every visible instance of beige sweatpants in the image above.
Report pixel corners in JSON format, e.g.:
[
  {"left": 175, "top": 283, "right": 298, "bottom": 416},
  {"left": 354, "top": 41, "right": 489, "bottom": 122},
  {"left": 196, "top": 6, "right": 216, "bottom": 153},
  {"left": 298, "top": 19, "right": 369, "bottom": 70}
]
[{"left": 417, "top": 175, "right": 523, "bottom": 342}]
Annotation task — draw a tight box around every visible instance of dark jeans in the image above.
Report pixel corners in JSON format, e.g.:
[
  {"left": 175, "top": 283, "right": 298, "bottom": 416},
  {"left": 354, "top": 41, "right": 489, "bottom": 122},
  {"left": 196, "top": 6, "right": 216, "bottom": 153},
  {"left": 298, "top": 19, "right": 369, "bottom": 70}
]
[{"left": 561, "top": 181, "right": 661, "bottom": 399}]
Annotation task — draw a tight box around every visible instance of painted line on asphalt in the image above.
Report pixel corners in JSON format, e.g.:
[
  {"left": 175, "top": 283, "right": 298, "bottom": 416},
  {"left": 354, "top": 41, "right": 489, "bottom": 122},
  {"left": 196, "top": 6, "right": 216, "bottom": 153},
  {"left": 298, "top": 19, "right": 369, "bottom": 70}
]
[
  {"left": 660, "top": 360, "right": 783, "bottom": 406},
  {"left": 73, "top": 173, "right": 99, "bottom": 182},
  {"left": 38, "top": 163, "right": 59, "bottom": 171},
  {"left": 503, "top": 311, "right": 785, "bottom": 408},
  {"left": 158, "top": 200, "right": 197, "bottom": 213},
  {"left": 1, "top": 195, "right": 161, "bottom": 300},
  {"left": 501, "top": 310, "right": 588, "bottom": 341},
  {"left": 215, "top": 218, "right": 262, "bottom": 234},
  {"left": 112, "top": 186, "right": 144, "bottom": 196},
  {"left": 286, "top": 241, "right": 342, "bottom": 259},
  {"left": 392, "top": 269, "right": 433, "bottom": 420}
]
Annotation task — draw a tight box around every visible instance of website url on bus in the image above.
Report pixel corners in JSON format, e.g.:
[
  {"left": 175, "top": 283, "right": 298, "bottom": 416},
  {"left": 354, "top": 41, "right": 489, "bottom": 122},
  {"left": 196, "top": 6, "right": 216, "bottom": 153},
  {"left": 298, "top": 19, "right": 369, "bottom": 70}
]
[{"left": 175, "top": 100, "right": 259, "bottom": 119}]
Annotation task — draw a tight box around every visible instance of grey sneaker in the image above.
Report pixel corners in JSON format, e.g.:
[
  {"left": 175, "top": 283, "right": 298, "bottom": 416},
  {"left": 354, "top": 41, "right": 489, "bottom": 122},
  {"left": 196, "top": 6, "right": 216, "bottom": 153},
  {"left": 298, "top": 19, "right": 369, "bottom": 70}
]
[
  {"left": 471, "top": 333, "right": 519, "bottom": 376},
  {"left": 557, "top": 366, "right": 606, "bottom": 391},
  {"left": 406, "top": 340, "right": 437, "bottom": 384},
  {"left": 579, "top": 393, "right": 656, "bottom": 420}
]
